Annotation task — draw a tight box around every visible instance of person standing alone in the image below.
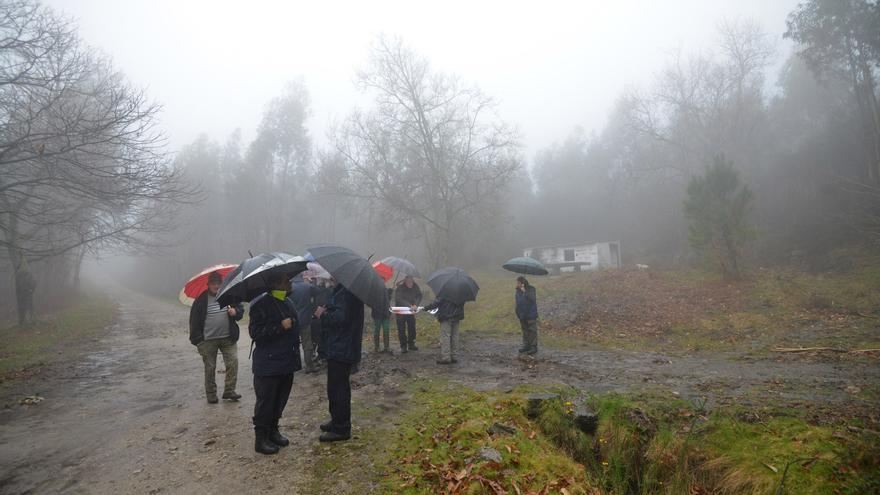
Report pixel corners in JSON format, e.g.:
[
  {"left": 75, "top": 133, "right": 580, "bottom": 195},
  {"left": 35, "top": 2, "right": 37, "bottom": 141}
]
[
  {"left": 515, "top": 276, "right": 538, "bottom": 355},
  {"left": 189, "top": 271, "right": 244, "bottom": 403}
]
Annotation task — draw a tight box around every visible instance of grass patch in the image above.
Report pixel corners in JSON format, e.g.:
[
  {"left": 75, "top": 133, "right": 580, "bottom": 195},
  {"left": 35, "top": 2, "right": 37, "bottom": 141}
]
[
  {"left": 0, "top": 295, "right": 117, "bottom": 380},
  {"left": 534, "top": 392, "right": 880, "bottom": 494},
  {"left": 379, "top": 379, "right": 595, "bottom": 494}
]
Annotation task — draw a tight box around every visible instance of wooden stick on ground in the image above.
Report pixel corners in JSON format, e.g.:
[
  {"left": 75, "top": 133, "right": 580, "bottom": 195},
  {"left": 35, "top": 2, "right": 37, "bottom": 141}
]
[{"left": 773, "top": 347, "right": 880, "bottom": 353}]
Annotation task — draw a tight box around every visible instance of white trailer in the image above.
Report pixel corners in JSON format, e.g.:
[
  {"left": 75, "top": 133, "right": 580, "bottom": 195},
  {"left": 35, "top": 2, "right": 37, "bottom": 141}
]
[{"left": 523, "top": 241, "right": 621, "bottom": 273}]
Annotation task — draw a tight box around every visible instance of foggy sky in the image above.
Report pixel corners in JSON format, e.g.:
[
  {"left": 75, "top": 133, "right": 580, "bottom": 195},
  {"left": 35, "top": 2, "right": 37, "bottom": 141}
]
[{"left": 45, "top": 0, "right": 800, "bottom": 162}]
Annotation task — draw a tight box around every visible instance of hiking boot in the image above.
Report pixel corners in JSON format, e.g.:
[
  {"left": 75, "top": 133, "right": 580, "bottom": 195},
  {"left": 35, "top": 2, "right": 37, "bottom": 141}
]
[
  {"left": 436, "top": 359, "right": 453, "bottom": 365},
  {"left": 400, "top": 347, "right": 408, "bottom": 354},
  {"left": 222, "top": 391, "right": 242, "bottom": 401},
  {"left": 526, "top": 348, "right": 538, "bottom": 356},
  {"left": 206, "top": 396, "right": 219, "bottom": 404},
  {"left": 255, "top": 432, "right": 279, "bottom": 455},
  {"left": 320, "top": 420, "right": 333, "bottom": 432},
  {"left": 382, "top": 348, "right": 393, "bottom": 355},
  {"left": 269, "top": 428, "right": 289, "bottom": 447},
  {"left": 518, "top": 347, "right": 528, "bottom": 354},
  {"left": 319, "top": 431, "right": 351, "bottom": 442},
  {"left": 409, "top": 344, "right": 418, "bottom": 351}
]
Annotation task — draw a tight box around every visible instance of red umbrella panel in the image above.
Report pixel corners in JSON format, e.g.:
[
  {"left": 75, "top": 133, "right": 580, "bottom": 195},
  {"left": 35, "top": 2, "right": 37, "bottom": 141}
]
[
  {"left": 179, "top": 264, "right": 237, "bottom": 306},
  {"left": 372, "top": 261, "right": 394, "bottom": 282}
]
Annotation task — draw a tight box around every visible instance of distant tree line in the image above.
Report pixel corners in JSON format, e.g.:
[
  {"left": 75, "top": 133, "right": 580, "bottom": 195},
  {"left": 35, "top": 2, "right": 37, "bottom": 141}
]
[
  {"left": 4, "top": 0, "right": 878, "bottom": 319},
  {"left": 0, "top": 0, "right": 193, "bottom": 324}
]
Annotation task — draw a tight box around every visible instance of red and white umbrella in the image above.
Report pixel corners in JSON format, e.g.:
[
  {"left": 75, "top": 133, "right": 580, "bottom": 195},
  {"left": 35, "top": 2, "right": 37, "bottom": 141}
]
[
  {"left": 372, "top": 261, "right": 393, "bottom": 282},
  {"left": 178, "top": 264, "right": 237, "bottom": 306}
]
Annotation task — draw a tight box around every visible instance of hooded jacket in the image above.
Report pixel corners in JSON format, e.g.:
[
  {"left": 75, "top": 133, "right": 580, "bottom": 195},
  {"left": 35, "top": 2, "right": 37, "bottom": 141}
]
[{"left": 248, "top": 293, "right": 301, "bottom": 376}]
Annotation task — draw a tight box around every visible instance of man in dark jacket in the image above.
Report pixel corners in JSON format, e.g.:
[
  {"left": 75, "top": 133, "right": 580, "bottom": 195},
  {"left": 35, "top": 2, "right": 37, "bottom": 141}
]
[
  {"left": 423, "top": 297, "right": 465, "bottom": 365},
  {"left": 311, "top": 278, "right": 331, "bottom": 365},
  {"left": 315, "top": 283, "right": 364, "bottom": 442},
  {"left": 394, "top": 276, "right": 422, "bottom": 352},
  {"left": 290, "top": 274, "right": 320, "bottom": 373},
  {"left": 248, "top": 272, "right": 301, "bottom": 455},
  {"left": 515, "top": 276, "right": 539, "bottom": 355},
  {"left": 189, "top": 271, "right": 245, "bottom": 403}
]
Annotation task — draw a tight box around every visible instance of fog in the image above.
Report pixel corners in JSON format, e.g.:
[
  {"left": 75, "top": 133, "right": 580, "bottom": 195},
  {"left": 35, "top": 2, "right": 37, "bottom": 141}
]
[
  {"left": 43, "top": 0, "right": 798, "bottom": 158},
  {"left": 2, "top": 0, "right": 878, "bottom": 315}
]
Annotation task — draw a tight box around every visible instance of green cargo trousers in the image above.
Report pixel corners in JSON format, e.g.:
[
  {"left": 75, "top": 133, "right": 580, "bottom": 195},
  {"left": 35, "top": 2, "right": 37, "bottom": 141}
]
[{"left": 197, "top": 337, "right": 238, "bottom": 400}]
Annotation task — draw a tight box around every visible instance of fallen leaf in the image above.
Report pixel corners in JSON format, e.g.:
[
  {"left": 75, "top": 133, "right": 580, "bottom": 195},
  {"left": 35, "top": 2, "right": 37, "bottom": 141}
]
[{"left": 762, "top": 462, "right": 778, "bottom": 473}]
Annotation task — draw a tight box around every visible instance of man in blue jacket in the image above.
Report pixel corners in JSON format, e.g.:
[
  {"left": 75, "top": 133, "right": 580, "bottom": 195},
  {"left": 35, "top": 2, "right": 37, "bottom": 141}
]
[
  {"left": 248, "top": 272, "right": 301, "bottom": 455},
  {"left": 189, "top": 271, "right": 245, "bottom": 404},
  {"left": 515, "top": 276, "right": 539, "bottom": 355},
  {"left": 314, "top": 282, "right": 364, "bottom": 442}
]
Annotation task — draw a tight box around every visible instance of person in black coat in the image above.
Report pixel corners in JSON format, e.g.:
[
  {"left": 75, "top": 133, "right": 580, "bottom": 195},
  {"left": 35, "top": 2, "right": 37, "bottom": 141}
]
[
  {"left": 314, "top": 282, "right": 364, "bottom": 442},
  {"left": 188, "top": 271, "right": 245, "bottom": 403},
  {"left": 515, "top": 276, "right": 539, "bottom": 355},
  {"left": 248, "top": 272, "right": 301, "bottom": 455}
]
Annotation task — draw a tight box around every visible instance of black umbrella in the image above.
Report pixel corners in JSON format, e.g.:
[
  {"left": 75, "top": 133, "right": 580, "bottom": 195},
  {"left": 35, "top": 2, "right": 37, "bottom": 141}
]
[
  {"left": 216, "top": 252, "right": 308, "bottom": 307},
  {"left": 426, "top": 267, "right": 479, "bottom": 304},
  {"left": 305, "top": 244, "right": 389, "bottom": 311},
  {"left": 380, "top": 256, "right": 421, "bottom": 278},
  {"left": 502, "top": 257, "right": 549, "bottom": 276}
]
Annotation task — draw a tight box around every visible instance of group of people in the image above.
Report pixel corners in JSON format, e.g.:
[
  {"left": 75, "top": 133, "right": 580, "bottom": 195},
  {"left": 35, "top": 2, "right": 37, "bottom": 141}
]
[{"left": 187, "top": 270, "right": 540, "bottom": 455}]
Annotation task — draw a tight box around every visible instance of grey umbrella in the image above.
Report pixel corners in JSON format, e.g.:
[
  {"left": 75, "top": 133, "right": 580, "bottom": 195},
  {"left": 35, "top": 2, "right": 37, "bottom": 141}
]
[
  {"left": 216, "top": 252, "right": 308, "bottom": 307},
  {"left": 305, "top": 244, "right": 390, "bottom": 311},
  {"left": 426, "top": 267, "right": 479, "bottom": 304},
  {"left": 379, "top": 256, "right": 421, "bottom": 278},
  {"left": 502, "top": 257, "right": 549, "bottom": 276}
]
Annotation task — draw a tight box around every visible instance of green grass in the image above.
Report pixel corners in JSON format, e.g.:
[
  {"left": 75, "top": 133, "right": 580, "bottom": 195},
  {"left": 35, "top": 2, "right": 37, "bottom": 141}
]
[
  {"left": 534, "top": 392, "right": 880, "bottom": 495},
  {"left": 440, "top": 261, "right": 880, "bottom": 356},
  {"left": 378, "top": 379, "right": 594, "bottom": 494},
  {"left": 0, "top": 295, "right": 117, "bottom": 379}
]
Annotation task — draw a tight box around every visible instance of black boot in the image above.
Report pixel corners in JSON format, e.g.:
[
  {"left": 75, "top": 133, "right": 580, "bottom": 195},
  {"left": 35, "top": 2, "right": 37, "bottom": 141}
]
[
  {"left": 255, "top": 430, "right": 279, "bottom": 455},
  {"left": 269, "top": 422, "right": 289, "bottom": 447},
  {"left": 319, "top": 430, "right": 351, "bottom": 442},
  {"left": 320, "top": 420, "right": 333, "bottom": 432}
]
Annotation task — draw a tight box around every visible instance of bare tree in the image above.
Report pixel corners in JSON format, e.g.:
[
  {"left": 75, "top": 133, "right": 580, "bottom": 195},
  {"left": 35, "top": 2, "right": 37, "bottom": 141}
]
[
  {"left": 333, "top": 36, "right": 521, "bottom": 267},
  {"left": 0, "top": 1, "right": 194, "bottom": 323}
]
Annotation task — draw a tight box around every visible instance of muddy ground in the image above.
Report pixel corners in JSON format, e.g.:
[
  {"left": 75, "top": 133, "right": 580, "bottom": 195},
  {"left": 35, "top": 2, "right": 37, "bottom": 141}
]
[{"left": 0, "top": 289, "right": 877, "bottom": 494}]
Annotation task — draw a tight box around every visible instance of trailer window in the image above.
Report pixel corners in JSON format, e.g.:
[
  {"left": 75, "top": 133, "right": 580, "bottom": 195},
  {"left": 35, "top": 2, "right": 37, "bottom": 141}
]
[{"left": 564, "top": 249, "right": 575, "bottom": 262}]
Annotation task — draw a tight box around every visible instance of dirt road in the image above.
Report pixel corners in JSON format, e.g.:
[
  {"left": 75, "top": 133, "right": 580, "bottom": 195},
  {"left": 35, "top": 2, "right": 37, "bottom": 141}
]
[{"left": 1, "top": 289, "right": 877, "bottom": 494}]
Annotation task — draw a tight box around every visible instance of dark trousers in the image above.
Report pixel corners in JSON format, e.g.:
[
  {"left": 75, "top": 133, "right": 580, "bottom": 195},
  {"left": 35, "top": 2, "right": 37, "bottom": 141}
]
[
  {"left": 326, "top": 360, "right": 352, "bottom": 435},
  {"left": 252, "top": 374, "right": 293, "bottom": 433},
  {"left": 396, "top": 314, "right": 416, "bottom": 348}
]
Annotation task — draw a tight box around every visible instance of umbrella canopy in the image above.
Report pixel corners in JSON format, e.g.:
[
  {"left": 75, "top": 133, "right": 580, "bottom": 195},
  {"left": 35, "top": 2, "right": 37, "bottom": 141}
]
[
  {"left": 372, "top": 261, "right": 393, "bottom": 282},
  {"left": 306, "top": 261, "right": 331, "bottom": 279},
  {"left": 216, "top": 252, "right": 308, "bottom": 307},
  {"left": 305, "top": 244, "right": 389, "bottom": 311},
  {"left": 178, "top": 264, "right": 237, "bottom": 306},
  {"left": 379, "top": 256, "right": 421, "bottom": 278},
  {"left": 426, "top": 267, "right": 480, "bottom": 304},
  {"left": 502, "top": 257, "right": 549, "bottom": 276}
]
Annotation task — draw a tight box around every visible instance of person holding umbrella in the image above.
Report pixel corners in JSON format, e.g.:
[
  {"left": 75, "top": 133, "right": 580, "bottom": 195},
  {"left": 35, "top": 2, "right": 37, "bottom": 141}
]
[
  {"left": 423, "top": 267, "right": 479, "bottom": 365},
  {"left": 394, "top": 275, "right": 422, "bottom": 352},
  {"left": 502, "top": 257, "right": 547, "bottom": 356},
  {"left": 248, "top": 271, "right": 301, "bottom": 455},
  {"left": 188, "top": 270, "right": 245, "bottom": 404},
  {"left": 515, "top": 276, "right": 539, "bottom": 355},
  {"left": 306, "top": 245, "right": 390, "bottom": 443}
]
